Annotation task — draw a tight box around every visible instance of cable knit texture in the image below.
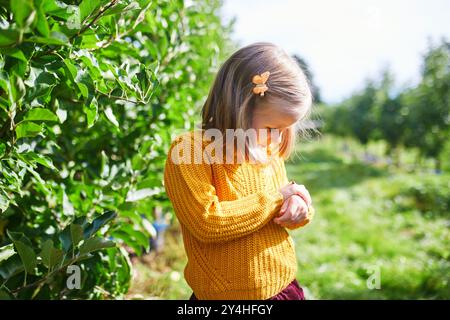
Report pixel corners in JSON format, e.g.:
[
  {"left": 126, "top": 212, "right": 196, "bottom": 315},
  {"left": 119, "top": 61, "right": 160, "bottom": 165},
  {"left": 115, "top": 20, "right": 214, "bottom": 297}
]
[{"left": 163, "top": 129, "right": 314, "bottom": 300}]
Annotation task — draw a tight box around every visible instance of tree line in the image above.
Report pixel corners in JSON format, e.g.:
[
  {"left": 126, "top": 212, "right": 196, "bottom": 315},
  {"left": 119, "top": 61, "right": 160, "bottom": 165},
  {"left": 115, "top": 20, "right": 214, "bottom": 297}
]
[{"left": 322, "top": 40, "right": 449, "bottom": 172}]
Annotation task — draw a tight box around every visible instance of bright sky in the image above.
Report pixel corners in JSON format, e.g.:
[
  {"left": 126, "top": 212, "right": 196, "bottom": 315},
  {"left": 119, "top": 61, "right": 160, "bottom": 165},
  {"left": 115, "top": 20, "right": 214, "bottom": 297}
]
[{"left": 221, "top": 0, "right": 450, "bottom": 103}]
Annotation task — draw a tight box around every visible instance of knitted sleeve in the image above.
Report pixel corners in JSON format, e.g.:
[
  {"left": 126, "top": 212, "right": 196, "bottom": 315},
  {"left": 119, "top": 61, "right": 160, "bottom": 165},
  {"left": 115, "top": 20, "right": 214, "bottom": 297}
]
[{"left": 163, "top": 133, "right": 284, "bottom": 243}]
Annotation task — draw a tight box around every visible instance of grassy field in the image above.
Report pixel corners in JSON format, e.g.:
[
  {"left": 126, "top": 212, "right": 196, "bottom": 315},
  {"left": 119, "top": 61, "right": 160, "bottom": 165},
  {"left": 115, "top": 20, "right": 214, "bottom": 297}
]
[{"left": 126, "top": 134, "right": 449, "bottom": 300}]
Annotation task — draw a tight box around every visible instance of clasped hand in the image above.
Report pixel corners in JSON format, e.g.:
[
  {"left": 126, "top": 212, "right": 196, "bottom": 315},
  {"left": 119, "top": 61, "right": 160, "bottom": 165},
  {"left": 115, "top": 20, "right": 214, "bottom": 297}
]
[{"left": 274, "top": 182, "right": 313, "bottom": 228}]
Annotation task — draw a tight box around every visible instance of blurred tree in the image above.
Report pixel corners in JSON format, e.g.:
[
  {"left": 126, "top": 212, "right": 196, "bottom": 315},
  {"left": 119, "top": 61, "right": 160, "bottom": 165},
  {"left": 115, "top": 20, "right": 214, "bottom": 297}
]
[
  {"left": 373, "top": 68, "right": 407, "bottom": 166},
  {"left": 323, "top": 40, "right": 449, "bottom": 172},
  {"left": 292, "top": 55, "right": 322, "bottom": 103},
  {"left": 378, "top": 95, "right": 406, "bottom": 166},
  {"left": 321, "top": 103, "right": 351, "bottom": 138},
  {"left": 347, "top": 81, "right": 378, "bottom": 147},
  {"left": 403, "top": 40, "right": 449, "bottom": 172}
]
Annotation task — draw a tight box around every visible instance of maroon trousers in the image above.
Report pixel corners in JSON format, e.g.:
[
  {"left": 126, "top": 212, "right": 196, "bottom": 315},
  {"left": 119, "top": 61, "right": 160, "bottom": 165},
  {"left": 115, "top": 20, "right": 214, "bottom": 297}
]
[{"left": 189, "top": 278, "right": 305, "bottom": 300}]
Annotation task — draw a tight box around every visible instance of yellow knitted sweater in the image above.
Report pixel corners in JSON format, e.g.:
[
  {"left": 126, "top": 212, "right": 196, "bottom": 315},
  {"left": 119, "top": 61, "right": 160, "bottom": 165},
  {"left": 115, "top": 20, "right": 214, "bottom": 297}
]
[{"left": 163, "top": 129, "right": 314, "bottom": 300}]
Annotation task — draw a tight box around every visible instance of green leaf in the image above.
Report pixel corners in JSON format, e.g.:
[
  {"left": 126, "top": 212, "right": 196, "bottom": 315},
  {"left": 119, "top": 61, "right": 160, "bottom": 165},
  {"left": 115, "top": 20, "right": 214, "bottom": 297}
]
[
  {"left": 11, "top": 74, "right": 25, "bottom": 101},
  {"left": 63, "top": 59, "right": 78, "bottom": 80},
  {"left": 77, "top": 82, "right": 89, "bottom": 98},
  {"left": 104, "top": 107, "right": 119, "bottom": 127},
  {"left": 83, "top": 96, "right": 98, "bottom": 128},
  {"left": 23, "top": 108, "right": 58, "bottom": 122},
  {"left": 0, "top": 48, "right": 27, "bottom": 62},
  {"left": 0, "top": 191, "right": 11, "bottom": 213},
  {"left": 0, "top": 289, "right": 14, "bottom": 300},
  {"left": 15, "top": 122, "right": 43, "bottom": 140},
  {"left": 78, "top": 55, "right": 101, "bottom": 79},
  {"left": 11, "top": 0, "right": 35, "bottom": 27},
  {"left": 7, "top": 231, "right": 37, "bottom": 275},
  {"left": 42, "top": 0, "right": 70, "bottom": 18},
  {"left": 39, "top": 239, "right": 64, "bottom": 269},
  {"left": 59, "top": 226, "right": 71, "bottom": 253},
  {"left": 0, "top": 143, "right": 5, "bottom": 157},
  {"left": 23, "top": 163, "right": 51, "bottom": 195},
  {"left": 22, "top": 152, "right": 57, "bottom": 170},
  {"left": 28, "top": 31, "right": 69, "bottom": 46},
  {"left": 10, "top": 60, "right": 27, "bottom": 78},
  {"left": 79, "top": 0, "right": 102, "bottom": 22},
  {"left": 0, "top": 255, "right": 24, "bottom": 280},
  {"left": 59, "top": 211, "right": 117, "bottom": 252},
  {"left": 83, "top": 211, "right": 117, "bottom": 239},
  {"left": 39, "top": 240, "right": 52, "bottom": 264},
  {"left": 110, "top": 230, "right": 136, "bottom": 251},
  {"left": 0, "top": 30, "right": 20, "bottom": 46},
  {"left": 0, "top": 30, "right": 20, "bottom": 47},
  {"left": 75, "top": 68, "right": 94, "bottom": 97},
  {"left": 70, "top": 224, "right": 83, "bottom": 248},
  {"left": 79, "top": 34, "right": 101, "bottom": 49},
  {"left": 59, "top": 217, "right": 88, "bottom": 252},
  {"left": 26, "top": 70, "right": 58, "bottom": 101},
  {"left": 79, "top": 237, "right": 115, "bottom": 255},
  {"left": 119, "top": 224, "right": 149, "bottom": 251},
  {"left": 0, "top": 72, "right": 11, "bottom": 96},
  {"left": 105, "top": 1, "right": 141, "bottom": 16},
  {"left": 0, "top": 244, "right": 16, "bottom": 262},
  {"left": 35, "top": 6, "right": 50, "bottom": 37}
]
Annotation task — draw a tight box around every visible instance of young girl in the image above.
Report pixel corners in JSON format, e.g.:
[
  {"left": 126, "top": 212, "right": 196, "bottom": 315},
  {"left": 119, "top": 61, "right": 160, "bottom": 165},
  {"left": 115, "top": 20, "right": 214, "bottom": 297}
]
[{"left": 163, "top": 42, "right": 315, "bottom": 300}]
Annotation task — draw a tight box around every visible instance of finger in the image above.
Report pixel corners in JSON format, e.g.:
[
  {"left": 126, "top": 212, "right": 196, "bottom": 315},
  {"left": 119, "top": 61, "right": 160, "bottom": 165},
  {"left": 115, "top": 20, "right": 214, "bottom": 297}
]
[
  {"left": 278, "top": 196, "right": 305, "bottom": 224},
  {"left": 277, "top": 201, "right": 299, "bottom": 224},
  {"left": 279, "top": 198, "right": 289, "bottom": 215},
  {"left": 293, "top": 209, "right": 308, "bottom": 224},
  {"left": 274, "top": 209, "right": 291, "bottom": 224},
  {"left": 300, "top": 186, "right": 313, "bottom": 205},
  {"left": 277, "top": 197, "right": 290, "bottom": 218},
  {"left": 297, "top": 185, "right": 312, "bottom": 205},
  {"left": 290, "top": 203, "right": 301, "bottom": 221},
  {"left": 289, "top": 199, "right": 307, "bottom": 221},
  {"left": 274, "top": 199, "right": 293, "bottom": 224},
  {"left": 293, "top": 194, "right": 308, "bottom": 208},
  {"left": 294, "top": 185, "right": 312, "bottom": 207}
]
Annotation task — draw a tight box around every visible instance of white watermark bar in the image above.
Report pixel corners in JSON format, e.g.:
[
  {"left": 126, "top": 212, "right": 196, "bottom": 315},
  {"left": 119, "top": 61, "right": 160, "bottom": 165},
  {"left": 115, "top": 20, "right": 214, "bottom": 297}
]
[{"left": 170, "top": 128, "right": 283, "bottom": 165}]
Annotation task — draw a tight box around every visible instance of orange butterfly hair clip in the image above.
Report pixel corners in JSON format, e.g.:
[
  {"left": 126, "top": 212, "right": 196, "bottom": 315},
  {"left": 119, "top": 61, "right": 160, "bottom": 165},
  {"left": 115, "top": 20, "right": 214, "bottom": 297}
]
[{"left": 252, "top": 71, "right": 270, "bottom": 97}]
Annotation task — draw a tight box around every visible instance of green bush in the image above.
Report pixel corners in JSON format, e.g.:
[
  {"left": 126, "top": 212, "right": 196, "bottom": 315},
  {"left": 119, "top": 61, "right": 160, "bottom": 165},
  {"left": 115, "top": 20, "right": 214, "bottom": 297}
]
[
  {"left": 0, "top": 0, "right": 232, "bottom": 299},
  {"left": 394, "top": 179, "right": 450, "bottom": 217}
]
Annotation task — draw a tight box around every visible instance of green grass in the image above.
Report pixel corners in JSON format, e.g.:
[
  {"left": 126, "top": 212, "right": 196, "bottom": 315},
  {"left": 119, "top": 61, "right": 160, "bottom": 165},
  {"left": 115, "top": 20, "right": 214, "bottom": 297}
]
[
  {"left": 286, "top": 134, "right": 449, "bottom": 299},
  {"left": 127, "top": 134, "right": 449, "bottom": 300}
]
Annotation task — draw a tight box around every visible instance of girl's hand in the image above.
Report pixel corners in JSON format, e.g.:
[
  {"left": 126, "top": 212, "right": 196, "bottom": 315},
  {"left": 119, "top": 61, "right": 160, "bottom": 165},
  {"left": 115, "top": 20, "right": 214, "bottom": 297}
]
[
  {"left": 278, "top": 182, "right": 312, "bottom": 207},
  {"left": 274, "top": 195, "right": 309, "bottom": 227}
]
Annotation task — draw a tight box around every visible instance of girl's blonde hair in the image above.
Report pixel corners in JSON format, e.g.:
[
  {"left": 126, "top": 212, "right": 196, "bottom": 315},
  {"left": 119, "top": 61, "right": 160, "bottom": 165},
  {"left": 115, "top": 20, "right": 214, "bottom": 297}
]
[{"left": 201, "top": 42, "right": 313, "bottom": 161}]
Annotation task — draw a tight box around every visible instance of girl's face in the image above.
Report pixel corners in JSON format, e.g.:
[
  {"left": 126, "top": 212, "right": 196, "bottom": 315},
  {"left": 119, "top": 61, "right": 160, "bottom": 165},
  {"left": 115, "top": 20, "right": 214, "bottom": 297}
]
[{"left": 251, "top": 98, "right": 302, "bottom": 147}]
